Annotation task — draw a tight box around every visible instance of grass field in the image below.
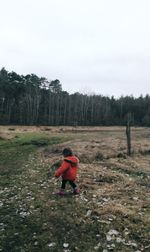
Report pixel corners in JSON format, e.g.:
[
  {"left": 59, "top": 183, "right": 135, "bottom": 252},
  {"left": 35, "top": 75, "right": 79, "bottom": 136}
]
[{"left": 0, "top": 126, "right": 150, "bottom": 252}]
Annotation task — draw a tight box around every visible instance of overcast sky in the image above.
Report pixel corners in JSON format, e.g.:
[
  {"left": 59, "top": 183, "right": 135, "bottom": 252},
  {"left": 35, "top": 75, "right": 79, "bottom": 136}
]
[{"left": 0, "top": 0, "right": 150, "bottom": 97}]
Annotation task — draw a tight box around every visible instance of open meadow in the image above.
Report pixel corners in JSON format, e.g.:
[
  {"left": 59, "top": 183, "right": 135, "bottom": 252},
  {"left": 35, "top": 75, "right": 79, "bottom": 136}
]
[{"left": 0, "top": 126, "right": 150, "bottom": 252}]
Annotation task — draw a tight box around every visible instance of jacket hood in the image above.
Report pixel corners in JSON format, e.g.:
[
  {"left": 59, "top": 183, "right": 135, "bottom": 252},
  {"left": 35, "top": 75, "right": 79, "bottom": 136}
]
[{"left": 64, "top": 156, "right": 79, "bottom": 165}]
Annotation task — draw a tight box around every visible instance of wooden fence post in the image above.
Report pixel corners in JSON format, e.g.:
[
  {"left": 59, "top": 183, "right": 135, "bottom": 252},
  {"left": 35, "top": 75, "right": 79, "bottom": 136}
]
[{"left": 126, "top": 113, "right": 131, "bottom": 156}]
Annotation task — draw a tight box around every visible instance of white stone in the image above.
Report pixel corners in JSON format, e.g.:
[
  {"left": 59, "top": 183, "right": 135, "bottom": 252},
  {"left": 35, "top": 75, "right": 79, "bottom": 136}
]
[
  {"left": 63, "top": 243, "right": 69, "bottom": 248},
  {"left": 106, "top": 234, "right": 112, "bottom": 241},
  {"left": 48, "top": 242, "right": 56, "bottom": 247},
  {"left": 0, "top": 202, "right": 3, "bottom": 207},
  {"left": 107, "top": 229, "right": 119, "bottom": 236},
  {"left": 94, "top": 242, "right": 101, "bottom": 250},
  {"left": 86, "top": 210, "right": 92, "bottom": 217},
  {"left": 116, "top": 237, "right": 123, "bottom": 243},
  {"left": 133, "top": 197, "right": 138, "bottom": 201}
]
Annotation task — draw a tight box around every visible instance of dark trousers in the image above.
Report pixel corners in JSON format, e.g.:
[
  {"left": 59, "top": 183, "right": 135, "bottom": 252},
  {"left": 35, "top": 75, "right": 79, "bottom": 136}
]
[{"left": 61, "top": 179, "right": 77, "bottom": 190}]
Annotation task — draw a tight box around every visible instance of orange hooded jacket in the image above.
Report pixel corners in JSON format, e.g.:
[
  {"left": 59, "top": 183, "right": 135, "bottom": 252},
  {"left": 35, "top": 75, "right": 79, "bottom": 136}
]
[{"left": 54, "top": 156, "right": 79, "bottom": 181}]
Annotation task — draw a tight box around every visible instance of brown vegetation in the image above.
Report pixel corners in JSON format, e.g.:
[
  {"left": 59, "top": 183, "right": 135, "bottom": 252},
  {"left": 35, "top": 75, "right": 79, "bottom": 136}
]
[{"left": 0, "top": 126, "right": 150, "bottom": 251}]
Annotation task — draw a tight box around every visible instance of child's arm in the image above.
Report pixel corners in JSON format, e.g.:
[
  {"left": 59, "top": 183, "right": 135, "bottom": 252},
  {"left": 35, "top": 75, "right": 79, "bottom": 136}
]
[{"left": 54, "top": 161, "right": 69, "bottom": 178}]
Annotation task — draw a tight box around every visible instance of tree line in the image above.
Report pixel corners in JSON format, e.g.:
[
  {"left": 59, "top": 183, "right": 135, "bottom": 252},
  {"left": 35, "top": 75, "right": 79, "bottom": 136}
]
[{"left": 0, "top": 68, "right": 150, "bottom": 126}]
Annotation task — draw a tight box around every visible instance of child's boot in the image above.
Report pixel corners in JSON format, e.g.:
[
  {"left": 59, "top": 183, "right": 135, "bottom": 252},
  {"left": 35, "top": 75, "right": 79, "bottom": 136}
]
[
  {"left": 56, "top": 189, "right": 65, "bottom": 196},
  {"left": 73, "top": 187, "right": 80, "bottom": 195}
]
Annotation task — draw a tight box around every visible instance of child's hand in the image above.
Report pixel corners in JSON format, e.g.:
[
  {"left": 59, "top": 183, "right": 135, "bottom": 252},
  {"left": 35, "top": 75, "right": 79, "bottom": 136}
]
[{"left": 54, "top": 172, "right": 59, "bottom": 178}]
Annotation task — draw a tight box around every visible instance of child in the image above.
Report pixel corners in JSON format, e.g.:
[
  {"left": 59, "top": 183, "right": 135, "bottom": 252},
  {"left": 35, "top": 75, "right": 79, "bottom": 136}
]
[{"left": 54, "top": 147, "right": 79, "bottom": 195}]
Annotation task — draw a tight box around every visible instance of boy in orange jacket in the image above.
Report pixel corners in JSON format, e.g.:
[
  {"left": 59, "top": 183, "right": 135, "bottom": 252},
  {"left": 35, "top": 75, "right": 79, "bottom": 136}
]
[{"left": 54, "top": 148, "right": 79, "bottom": 195}]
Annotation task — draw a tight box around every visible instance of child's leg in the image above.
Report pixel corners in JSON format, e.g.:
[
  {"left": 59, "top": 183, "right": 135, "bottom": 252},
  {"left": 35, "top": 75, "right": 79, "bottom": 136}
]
[
  {"left": 69, "top": 180, "right": 77, "bottom": 189},
  {"left": 69, "top": 180, "right": 79, "bottom": 194},
  {"left": 61, "top": 179, "right": 67, "bottom": 190},
  {"left": 56, "top": 179, "right": 67, "bottom": 195}
]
